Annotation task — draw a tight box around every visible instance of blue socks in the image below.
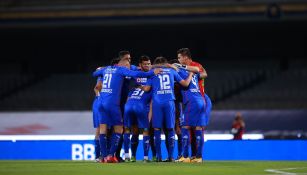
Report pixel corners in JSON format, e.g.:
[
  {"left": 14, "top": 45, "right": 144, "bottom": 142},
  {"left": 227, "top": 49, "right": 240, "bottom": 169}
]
[
  {"left": 167, "top": 130, "right": 175, "bottom": 160},
  {"left": 195, "top": 130, "right": 204, "bottom": 158},
  {"left": 94, "top": 139, "right": 100, "bottom": 159},
  {"left": 181, "top": 128, "right": 190, "bottom": 158},
  {"left": 154, "top": 130, "right": 162, "bottom": 160},
  {"left": 124, "top": 133, "right": 130, "bottom": 154},
  {"left": 131, "top": 134, "right": 139, "bottom": 157},
  {"left": 99, "top": 134, "right": 107, "bottom": 158},
  {"left": 177, "top": 134, "right": 182, "bottom": 158},
  {"left": 109, "top": 133, "right": 121, "bottom": 156},
  {"left": 143, "top": 135, "right": 150, "bottom": 157}
]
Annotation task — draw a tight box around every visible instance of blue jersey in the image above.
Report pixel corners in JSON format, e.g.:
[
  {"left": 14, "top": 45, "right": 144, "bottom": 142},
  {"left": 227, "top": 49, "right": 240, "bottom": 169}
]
[
  {"left": 93, "top": 65, "right": 155, "bottom": 105},
  {"left": 148, "top": 68, "right": 183, "bottom": 103},
  {"left": 178, "top": 69, "right": 203, "bottom": 104},
  {"left": 127, "top": 77, "right": 152, "bottom": 105}
]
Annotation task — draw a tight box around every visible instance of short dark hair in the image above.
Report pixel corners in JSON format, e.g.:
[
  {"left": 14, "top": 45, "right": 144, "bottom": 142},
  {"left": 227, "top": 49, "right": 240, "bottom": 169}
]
[
  {"left": 139, "top": 55, "right": 151, "bottom": 64},
  {"left": 154, "top": 56, "right": 168, "bottom": 65},
  {"left": 118, "top": 51, "right": 130, "bottom": 59},
  {"left": 169, "top": 59, "right": 180, "bottom": 64},
  {"left": 110, "top": 57, "right": 120, "bottom": 65},
  {"left": 177, "top": 48, "right": 192, "bottom": 58}
]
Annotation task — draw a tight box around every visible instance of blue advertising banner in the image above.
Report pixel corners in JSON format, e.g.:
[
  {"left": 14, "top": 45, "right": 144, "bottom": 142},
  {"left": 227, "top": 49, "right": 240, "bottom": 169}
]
[{"left": 0, "top": 138, "right": 306, "bottom": 160}]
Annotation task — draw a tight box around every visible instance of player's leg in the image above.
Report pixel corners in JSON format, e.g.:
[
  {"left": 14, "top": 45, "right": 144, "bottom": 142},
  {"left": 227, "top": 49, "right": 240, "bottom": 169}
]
[
  {"left": 92, "top": 98, "right": 101, "bottom": 162},
  {"left": 123, "top": 104, "right": 132, "bottom": 161},
  {"left": 99, "top": 124, "right": 108, "bottom": 162},
  {"left": 107, "top": 105, "right": 123, "bottom": 163},
  {"left": 149, "top": 124, "right": 156, "bottom": 161},
  {"left": 191, "top": 99, "right": 206, "bottom": 163},
  {"left": 130, "top": 126, "right": 139, "bottom": 162},
  {"left": 175, "top": 101, "right": 183, "bottom": 160},
  {"left": 177, "top": 101, "right": 192, "bottom": 162},
  {"left": 164, "top": 101, "right": 176, "bottom": 162},
  {"left": 152, "top": 101, "right": 163, "bottom": 161},
  {"left": 142, "top": 128, "right": 150, "bottom": 162},
  {"left": 97, "top": 102, "right": 109, "bottom": 162},
  {"left": 178, "top": 125, "right": 191, "bottom": 162},
  {"left": 123, "top": 127, "right": 131, "bottom": 161},
  {"left": 94, "top": 127, "right": 100, "bottom": 162},
  {"left": 192, "top": 126, "right": 204, "bottom": 163},
  {"left": 137, "top": 107, "right": 150, "bottom": 162},
  {"left": 190, "top": 128, "right": 196, "bottom": 160}
]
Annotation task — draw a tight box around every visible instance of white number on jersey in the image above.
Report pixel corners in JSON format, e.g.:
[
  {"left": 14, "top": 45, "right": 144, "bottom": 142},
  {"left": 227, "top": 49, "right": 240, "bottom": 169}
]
[
  {"left": 191, "top": 75, "right": 199, "bottom": 89},
  {"left": 131, "top": 88, "right": 145, "bottom": 97},
  {"left": 158, "top": 74, "right": 171, "bottom": 90},
  {"left": 102, "top": 73, "right": 112, "bottom": 88}
]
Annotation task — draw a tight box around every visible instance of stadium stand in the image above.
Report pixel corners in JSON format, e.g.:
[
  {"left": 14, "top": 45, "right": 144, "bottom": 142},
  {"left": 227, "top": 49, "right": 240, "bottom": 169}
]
[
  {"left": 0, "top": 74, "right": 94, "bottom": 111},
  {"left": 0, "top": 59, "right": 306, "bottom": 111}
]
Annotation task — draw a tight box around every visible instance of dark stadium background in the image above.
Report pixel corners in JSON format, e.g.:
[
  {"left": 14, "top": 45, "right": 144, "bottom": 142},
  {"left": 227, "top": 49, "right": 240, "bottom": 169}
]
[{"left": 0, "top": 0, "right": 307, "bottom": 139}]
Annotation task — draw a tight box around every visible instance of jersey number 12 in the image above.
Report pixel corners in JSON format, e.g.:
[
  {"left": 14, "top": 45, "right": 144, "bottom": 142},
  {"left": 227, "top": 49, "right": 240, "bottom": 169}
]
[{"left": 158, "top": 74, "right": 170, "bottom": 90}]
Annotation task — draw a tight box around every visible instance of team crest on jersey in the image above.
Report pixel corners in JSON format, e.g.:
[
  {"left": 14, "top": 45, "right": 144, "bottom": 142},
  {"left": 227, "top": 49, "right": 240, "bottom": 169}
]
[{"left": 136, "top": 78, "right": 147, "bottom": 83}]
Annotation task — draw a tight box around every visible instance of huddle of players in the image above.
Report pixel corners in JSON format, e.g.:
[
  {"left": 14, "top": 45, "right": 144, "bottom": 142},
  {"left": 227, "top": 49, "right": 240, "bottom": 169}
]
[{"left": 92, "top": 48, "right": 212, "bottom": 163}]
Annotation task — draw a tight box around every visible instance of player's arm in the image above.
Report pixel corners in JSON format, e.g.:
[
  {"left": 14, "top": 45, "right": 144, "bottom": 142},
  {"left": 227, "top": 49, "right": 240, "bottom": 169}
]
[
  {"left": 140, "top": 85, "right": 151, "bottom": 92},
  {"left": 178, "top": 72, "right": 193, "bottom": 87},
  {"left": 151, "top": 63, "right": 179, "bottom": 72},
  {"left": 94, "top": 78, "right": 102, "bottom": 96},
  {"left": 199, "top": 65, "right": 208, "bottom": 79},
  {"left": 92, "top": 67, "right": 104, "bottom": 77},
  {"left": 173, "top": 63, "right": 200, "bottom": 73},
  {"left": 122, "top": 67, "right": 162, "bottom": 78},
  {"left": 148, "top": 100, "right": 153, "bottom": 122}
]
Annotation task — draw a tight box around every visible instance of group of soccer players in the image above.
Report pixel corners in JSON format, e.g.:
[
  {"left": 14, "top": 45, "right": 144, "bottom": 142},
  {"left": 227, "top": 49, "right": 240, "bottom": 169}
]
[{"left": 92, "top": 48, "right": 212, "bottom": 163}]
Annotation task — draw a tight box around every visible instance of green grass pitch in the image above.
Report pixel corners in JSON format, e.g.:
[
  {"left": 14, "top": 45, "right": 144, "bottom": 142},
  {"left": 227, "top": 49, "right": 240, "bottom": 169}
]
[{"left": 0, "top": 161, "right": 306, "bottom": 175}]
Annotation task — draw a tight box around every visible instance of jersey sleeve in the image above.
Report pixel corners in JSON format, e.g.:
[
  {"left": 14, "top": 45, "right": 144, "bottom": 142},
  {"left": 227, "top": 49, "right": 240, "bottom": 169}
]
[
  {"left": 97, "top": 76, "right": 103, "bottom": 82},
  {"left": 173, "top": 70, "right": 184, "bottom": 82},
  {"left": 120, "top": 67, "right": 155, "bottom": 78},
  {"left": 145, "top": 77, "right": 152, "bottom": 86},
  {"left": 130, "top": 65, "right": 139, "bottom": 71},
  {"left": 92, "top": 68, "right": 105, "bottom": 77}
]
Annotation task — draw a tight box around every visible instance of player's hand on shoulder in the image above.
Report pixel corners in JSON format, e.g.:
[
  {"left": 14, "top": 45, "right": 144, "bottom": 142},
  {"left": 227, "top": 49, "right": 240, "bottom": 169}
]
[{"left": 153, "top": 68, "right": 163, "bottom": 75}]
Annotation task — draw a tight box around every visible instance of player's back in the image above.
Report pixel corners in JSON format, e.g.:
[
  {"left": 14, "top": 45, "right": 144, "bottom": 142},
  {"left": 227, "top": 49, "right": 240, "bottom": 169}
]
[
  {"left": 95, "top": 66, "right": 126, "bottom": 105},
  {"left": 150, "top": 68, "right": 180, "bottom": 103},
  {"left": 127, "top": 77, "right": 152, "bottom": 105},
  {"left": 189, "top": 61, "right": 205, "bottom": 96},
  {"left": 178, "top": 69, "right": 203, "bottom": 104}
]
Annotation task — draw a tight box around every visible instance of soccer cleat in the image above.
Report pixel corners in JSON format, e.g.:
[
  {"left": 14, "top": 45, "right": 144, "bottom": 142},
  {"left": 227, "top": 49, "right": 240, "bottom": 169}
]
[
  {"left": 101, "top": 157, "right": 108, "bottom": 163},
  {"left": 130, "top": 156, "right": 136, "bottom": 162},
  {"left": 124, "top": 158, "right": 131, "bottom": 163},
  {"left": 106, "top": 156, "right": 119, "bottom": 163},
  {"left": 175, "top": 156, "right": 183, "bottom": 162},
  {"left": 190, "top": 156, "right": 196, "bottom": 161},
  {"left": 117, "top": 157, "right": 124, "bottom": 163},
  {"left": 190, "top": 158, "right": 202, "bottom": 163},
  {"left": 143, "top": 159, "right": 151, "bottom": 163},
  {"left": 176, "top": 157, "right": 190, "bottom": 163},
  {"left": 156, "top": 158, "right": 163, "bottom": 162}
]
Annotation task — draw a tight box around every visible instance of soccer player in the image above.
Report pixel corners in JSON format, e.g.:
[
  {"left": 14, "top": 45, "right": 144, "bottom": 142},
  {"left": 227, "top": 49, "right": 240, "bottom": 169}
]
[
  {"left": 123, "top": 55, "right": 152, "bottom": 162},
  {"left": 142, "top": 57, "right": 193, "bottom": 162},
  {"left": 92, "top": 72, "right": 103, "bottom": 162},
  {"left": 173, "top": 61, "right": 207, "bottom": 163},
  {"left": 93, "top": 59, "right": 161, "bottom": 163},
  {"left": 177, "top": 48, "right": 209, "bottom": 160}
]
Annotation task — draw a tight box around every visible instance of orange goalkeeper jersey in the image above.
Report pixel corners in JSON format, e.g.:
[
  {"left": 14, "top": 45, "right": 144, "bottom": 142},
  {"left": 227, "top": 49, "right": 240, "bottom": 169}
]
[{"left": 189, "top": 61, "right": 205, "bottom": 96}]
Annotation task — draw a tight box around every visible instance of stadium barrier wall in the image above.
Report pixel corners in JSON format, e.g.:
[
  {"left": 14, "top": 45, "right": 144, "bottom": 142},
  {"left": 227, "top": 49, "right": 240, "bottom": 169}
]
[{"left": 0, "top": 136, "right": 306, "bottom": 160}]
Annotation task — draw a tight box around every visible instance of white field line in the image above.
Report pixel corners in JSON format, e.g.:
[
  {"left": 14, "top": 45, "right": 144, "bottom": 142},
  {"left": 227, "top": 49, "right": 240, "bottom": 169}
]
[{"left": 265, "top": 167, "right": 307, "bottom": 175}]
